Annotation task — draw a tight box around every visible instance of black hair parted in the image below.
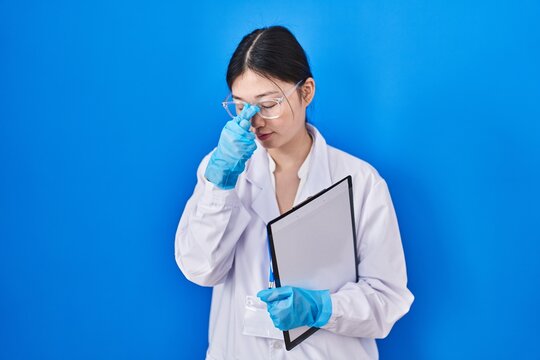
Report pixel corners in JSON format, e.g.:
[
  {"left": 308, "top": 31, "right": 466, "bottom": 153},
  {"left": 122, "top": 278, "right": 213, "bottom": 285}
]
[{"left": 226, "top": 25, "right": 313, "bottom": 91}]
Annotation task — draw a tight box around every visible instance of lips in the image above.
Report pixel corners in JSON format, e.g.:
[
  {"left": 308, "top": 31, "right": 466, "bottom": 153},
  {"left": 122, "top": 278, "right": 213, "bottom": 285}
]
[{"left": 257, "top": 132, "right": 273, "bottom": 141}]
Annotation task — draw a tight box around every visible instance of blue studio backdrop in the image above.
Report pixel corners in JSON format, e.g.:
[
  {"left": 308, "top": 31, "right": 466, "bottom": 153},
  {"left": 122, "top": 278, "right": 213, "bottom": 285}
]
[{"left": 1, "top": 1, "right": 539, "bottom": 359}]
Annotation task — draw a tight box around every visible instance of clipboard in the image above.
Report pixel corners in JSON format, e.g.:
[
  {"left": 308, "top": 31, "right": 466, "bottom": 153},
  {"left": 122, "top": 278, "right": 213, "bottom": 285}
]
[{"left": 267, "top": 175, "right": 359, "bottom": 351}]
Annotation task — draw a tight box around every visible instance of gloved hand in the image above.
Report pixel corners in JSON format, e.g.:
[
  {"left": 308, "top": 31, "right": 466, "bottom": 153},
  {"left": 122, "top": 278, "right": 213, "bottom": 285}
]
[
  {"left": 257, "top": 286, "right": 332, "bottom": 331},
  {"left": 204, "top": 103, "right": 260, "bottom": 190}
]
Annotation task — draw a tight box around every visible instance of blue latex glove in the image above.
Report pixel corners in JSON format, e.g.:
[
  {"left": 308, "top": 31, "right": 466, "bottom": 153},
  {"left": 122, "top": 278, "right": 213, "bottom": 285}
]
[
  {"left": 204, "top": 103, "right": 260, "bottom": 190},
  {"left": 257, "top": 286, "right": 332, "bottom": 331}
]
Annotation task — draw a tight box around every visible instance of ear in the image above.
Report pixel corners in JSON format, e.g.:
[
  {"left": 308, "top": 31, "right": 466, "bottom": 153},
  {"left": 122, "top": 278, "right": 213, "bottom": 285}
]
[{"left": 301, "top": 77, "right": 316, "bottom": 106}]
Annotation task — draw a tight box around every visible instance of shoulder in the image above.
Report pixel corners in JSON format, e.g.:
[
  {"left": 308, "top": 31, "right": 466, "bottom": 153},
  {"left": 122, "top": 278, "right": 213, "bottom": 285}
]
[
  {"left": 324, "top": 144, "right": 395, "bottom": 218},
  {"left": 326, "top": 144, "right": 384, "bottom": 188}
]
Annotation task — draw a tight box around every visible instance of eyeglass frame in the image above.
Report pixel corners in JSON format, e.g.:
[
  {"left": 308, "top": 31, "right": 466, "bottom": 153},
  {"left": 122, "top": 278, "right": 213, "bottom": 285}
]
[{"left": 222, "top": 79, "right": 306, "bottom": 120}]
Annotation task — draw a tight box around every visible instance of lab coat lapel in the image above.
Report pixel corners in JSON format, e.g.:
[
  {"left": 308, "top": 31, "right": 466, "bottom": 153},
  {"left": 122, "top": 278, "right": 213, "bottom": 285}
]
[{"left": 245, "top": 144, "right": 280, "bottom": 225}]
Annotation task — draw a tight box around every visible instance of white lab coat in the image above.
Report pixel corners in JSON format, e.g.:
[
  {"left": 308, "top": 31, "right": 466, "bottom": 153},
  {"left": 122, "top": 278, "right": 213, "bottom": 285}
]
[{"left": 175, "top": 124, "right": 414, "bottom": 359}]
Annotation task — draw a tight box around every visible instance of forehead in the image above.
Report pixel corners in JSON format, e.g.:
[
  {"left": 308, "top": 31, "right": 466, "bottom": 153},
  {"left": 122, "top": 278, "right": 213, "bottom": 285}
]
[{"left": 231, "top": 70, "right": 286, "bottom": 99}]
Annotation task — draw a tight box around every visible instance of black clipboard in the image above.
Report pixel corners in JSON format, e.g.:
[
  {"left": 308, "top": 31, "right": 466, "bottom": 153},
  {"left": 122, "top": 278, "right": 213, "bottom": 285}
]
[{"left": 266, "top": 175, "right": 359, "bottom": 351}]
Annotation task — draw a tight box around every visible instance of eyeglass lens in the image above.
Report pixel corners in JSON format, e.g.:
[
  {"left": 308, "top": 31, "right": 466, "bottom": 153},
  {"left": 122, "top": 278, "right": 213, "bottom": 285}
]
[{"left": 227, "top": 99, "right": 281, "bottom": 119}]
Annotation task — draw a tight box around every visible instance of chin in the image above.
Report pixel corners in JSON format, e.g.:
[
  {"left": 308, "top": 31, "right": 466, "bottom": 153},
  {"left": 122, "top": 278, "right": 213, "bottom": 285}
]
[{"left": 259, "top": 142, "right": 276, "bottom": 149}]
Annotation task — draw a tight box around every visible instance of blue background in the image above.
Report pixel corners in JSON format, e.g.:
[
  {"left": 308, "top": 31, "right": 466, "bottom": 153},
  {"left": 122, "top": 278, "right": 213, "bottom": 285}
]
[{"left": 1, "top": 1, "right": 539, "bottom": 359}]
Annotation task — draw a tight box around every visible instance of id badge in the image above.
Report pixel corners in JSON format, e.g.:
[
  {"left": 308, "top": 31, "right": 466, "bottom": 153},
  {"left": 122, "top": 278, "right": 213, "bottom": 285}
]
[{"left": 242, "top": 295, "right": 283, "bottom": 340}]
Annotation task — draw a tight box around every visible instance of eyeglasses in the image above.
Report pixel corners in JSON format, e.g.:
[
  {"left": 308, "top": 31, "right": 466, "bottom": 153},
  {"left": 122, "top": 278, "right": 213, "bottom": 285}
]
[{"left": 222, "top": 79, "right": 305, "bottom": 120}]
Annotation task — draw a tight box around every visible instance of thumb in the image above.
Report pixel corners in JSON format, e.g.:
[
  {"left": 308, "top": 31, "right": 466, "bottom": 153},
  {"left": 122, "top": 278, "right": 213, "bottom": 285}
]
[{"left": 257, "top": 287, "right": 293, "bottom": 303}]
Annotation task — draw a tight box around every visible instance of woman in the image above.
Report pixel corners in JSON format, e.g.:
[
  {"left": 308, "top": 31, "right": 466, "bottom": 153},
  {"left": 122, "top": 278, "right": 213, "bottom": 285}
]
[{"left": 175, "top": 25, "right": 414, "bottom": 359}]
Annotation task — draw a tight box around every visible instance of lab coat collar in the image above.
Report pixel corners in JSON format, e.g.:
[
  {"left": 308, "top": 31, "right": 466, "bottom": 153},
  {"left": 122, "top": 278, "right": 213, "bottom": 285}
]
[{"left": 245, "top": 123, "right": 333, "bottom": 225}]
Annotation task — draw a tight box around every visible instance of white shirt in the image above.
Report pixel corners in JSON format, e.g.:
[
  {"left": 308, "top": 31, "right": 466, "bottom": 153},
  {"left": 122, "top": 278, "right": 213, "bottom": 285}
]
[{"left": 175, "top": 124, "right": 414, "bottom": 359}]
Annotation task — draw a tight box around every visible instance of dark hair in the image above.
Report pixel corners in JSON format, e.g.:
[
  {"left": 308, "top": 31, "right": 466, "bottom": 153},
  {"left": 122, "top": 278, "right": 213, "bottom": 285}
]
[{"left": 226, "top": 26, "right": 313, "bottom": 121}]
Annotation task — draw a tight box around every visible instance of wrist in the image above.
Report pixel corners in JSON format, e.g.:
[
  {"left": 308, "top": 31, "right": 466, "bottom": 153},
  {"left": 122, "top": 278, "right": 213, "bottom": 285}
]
[
  {"left": 204, "top": 165, "right": 239, "bottom": 190},
  {"left": 312, "top": 290, "right": 332, "bottom": 328}
]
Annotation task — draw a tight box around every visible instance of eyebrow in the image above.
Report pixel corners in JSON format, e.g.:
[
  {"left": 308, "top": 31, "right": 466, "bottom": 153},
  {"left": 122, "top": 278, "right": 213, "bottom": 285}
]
[{"left": 232, "top": 90, "right": 280, "bottom": 101}]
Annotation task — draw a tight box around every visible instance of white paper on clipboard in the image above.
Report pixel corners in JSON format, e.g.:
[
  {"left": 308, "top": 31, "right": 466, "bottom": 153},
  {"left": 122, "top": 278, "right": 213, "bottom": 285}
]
[{"left": 267, "top": 175, "right": 358, "bottom": 350}]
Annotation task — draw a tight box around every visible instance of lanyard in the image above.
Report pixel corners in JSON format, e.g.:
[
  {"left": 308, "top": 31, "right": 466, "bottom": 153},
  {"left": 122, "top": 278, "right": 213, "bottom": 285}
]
[{"left": 267, "top": 234, "right": 275, "bottom": 288}]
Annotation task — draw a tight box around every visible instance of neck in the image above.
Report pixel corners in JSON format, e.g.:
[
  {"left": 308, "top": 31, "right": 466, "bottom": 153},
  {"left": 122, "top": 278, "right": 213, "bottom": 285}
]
[{"left": 268, "top": 125, "right": 313, "bottom": 172}]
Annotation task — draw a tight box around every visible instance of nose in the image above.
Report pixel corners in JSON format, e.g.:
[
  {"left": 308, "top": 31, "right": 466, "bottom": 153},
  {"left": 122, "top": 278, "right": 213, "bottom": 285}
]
[{"left": 250, "top": 111, "right": 266, "bottom": 130}]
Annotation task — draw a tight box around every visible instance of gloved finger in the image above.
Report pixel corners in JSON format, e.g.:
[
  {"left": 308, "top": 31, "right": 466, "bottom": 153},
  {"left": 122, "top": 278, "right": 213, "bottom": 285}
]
[
  {"left": 218, "top": 135, "right": 256, "bottom": 159},
  {"left": 225, "top": 118, "right": 256, "bottom": 139},
  {"left": 238, "top": 142, "right": 257, "bottom": 159},
  {"left": 257, "top": 288, "right": 286, "bottom": 303},
  {"left": 269, "top": 312, "right": 284, "bottom": 330},
  {"left": 268, "top": 301, "right": 294, "bottom": 330},
  {"left": 256, "top": 288, "right": 273, "bottom": 302},
  {"left": 257, "top": 286, "right": 293, "bottom": 303},
  {"left": 237, "top": 103, "right": 260, "bottom": 123},
  {"left": 238, "top": 119, "right": 251, "bottom": 130}
]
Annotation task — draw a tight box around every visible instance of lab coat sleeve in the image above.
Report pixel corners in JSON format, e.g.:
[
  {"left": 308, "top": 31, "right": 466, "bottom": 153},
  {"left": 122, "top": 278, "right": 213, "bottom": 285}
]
[
  {"left": 321, "top": 178, "right": 414, "bottom": 339},
  {"left": 174, "top": 151, "right": 252, "bottom": 287}
]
